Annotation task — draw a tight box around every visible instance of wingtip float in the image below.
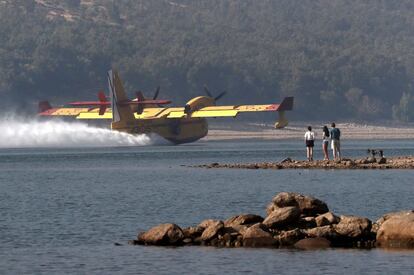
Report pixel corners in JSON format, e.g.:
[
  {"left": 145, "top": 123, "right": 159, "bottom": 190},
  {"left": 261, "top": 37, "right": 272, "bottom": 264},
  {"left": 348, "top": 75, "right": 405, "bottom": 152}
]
[{"left": 38, "top": 69, "right": 294, "bottom": 144}]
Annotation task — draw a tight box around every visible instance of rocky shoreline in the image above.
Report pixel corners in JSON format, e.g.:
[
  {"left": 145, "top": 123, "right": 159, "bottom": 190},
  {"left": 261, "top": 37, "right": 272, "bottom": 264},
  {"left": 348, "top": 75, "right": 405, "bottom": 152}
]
[
  {"left": 190, "top": 156, "right": 414, "bottom": 170},
  {"left": 129, "top": 192, "right": 414, "bottom": 249}
]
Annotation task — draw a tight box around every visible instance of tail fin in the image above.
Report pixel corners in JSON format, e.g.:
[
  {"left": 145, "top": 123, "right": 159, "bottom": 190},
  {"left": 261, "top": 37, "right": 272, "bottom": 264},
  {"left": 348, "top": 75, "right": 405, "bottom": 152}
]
[
  {"left": 38, "top": 101, "right": 52, "bottom": 113},
  {"left": 107, "top": 69, "right": 135, "bottom": 123},
  {"left": 276, "top": 97, "right": 294, "bottom": 111},
  {"left": 275, "top": 97, "right": 294, "bottom": 129}
]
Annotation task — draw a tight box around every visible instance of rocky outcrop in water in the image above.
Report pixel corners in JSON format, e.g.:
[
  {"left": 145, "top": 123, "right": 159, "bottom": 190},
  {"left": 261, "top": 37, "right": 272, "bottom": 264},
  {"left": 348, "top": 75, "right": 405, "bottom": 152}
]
[
  {"left": 130, "top": 192, "right": 414, "bottom": 249},
  {"left": 268, "top": 192, "right": 329, "bottom": 216},
  {"left": 191, "top": 156, "right": 414, "bottom": 170},
  {"left": 375, "top": 210, "right": 414, "bottom": 248},
  {"left": 136, "top": 223, "right": 184, "bottom": 245}
]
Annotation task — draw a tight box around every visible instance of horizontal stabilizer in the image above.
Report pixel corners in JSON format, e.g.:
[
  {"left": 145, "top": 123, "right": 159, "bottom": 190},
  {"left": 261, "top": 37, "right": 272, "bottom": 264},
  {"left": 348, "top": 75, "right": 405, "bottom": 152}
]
[{"left": 38, "top": 101, "right": 52, "bottom": 113}]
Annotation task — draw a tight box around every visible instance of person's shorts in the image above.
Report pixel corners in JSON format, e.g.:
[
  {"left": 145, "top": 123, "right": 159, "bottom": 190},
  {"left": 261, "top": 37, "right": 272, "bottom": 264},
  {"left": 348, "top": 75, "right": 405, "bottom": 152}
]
[
  {"left": 331, "top": 139, "right": 340, "bottom": 150},
  {"left": 323, "top": 140, "right": 329, "bottom": 146},
  {"left": 306, "top": 140, "right": 314, "bottom": 147}
]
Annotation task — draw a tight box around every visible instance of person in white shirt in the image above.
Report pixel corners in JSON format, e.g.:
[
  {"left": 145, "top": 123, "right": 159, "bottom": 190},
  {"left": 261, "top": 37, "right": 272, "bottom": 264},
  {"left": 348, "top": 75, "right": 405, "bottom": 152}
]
[{"left": 304, "top": 126, "right": 315, "bottom": 161}]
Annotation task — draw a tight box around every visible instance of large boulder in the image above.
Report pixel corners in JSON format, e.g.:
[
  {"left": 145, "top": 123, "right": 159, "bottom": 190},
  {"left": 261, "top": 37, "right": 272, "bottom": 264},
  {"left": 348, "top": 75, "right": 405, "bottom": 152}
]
[
  {"left": 200, "top": 220, "right": 224, "bottom": 242},
  {"left": 242, "top": 223, "right": 277, "bottom": 247},
  {"left": 263, "top": 206, "right": 301, "bottom": 229},
  {"left": 315, "top": 212, "right": 340, "bottom": 227},
  {"left": 334, "top": 215, "right": 372, "bottom": 239},
  {"left": 304, "top": 225, "right": 338, "bottom": 240},
  {"left": 199, "top": 219, "right": 221, "bottom": 228},
  {"left": 376, "top": 211, "right": 414, "bottom": 248},
  {"left": 227, "top": 224, "right": 249, "bottom": 235},
  {"left": 270, "top": 192, "right": 329, "bottom": 216},
  {"left": 372, "top": 210, "right": 414, "bottom": 234},
  {"left": 182, "top": 226, "right": 204, "bottom": 239},
  {"left": 266, "top": 202, "right": 277, "bottom": 216},
  {"left": 137, "top": 223, "right": 184, "bottom": 245},
  {"left": 276, "top": 229, "right": 304, "bottom": 247},
  {"left": 296, "top": 216, "right": 317, "bottom": 229},
  {"left": 224, "top": 214, "right": 264, "bottom": 227}
]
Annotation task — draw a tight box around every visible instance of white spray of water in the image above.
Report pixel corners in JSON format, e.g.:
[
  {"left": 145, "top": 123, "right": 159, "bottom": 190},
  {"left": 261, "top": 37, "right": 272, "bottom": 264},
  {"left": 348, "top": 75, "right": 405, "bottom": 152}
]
[{"left": 0, "top": 116, "right": 166, "bottom": 148}]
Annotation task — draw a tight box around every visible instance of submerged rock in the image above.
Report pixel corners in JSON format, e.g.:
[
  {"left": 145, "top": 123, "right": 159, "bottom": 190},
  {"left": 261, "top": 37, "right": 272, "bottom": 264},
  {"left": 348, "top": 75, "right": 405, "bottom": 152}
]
[{"left": 294, "top": 237, "right": 331, "bottom": 249}]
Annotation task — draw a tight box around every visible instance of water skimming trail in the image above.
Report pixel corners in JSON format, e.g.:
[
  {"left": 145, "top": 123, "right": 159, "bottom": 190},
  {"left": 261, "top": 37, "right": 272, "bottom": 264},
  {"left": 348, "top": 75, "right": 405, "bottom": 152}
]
[{"left": 0, "top": 116, "right": 167, "bottom": 148}]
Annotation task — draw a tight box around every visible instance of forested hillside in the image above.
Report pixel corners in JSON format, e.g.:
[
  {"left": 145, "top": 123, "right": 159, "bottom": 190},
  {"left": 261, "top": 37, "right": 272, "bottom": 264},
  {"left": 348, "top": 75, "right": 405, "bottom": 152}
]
[{"left": 1, "top": 0, "right": 414, "bottom": 121}]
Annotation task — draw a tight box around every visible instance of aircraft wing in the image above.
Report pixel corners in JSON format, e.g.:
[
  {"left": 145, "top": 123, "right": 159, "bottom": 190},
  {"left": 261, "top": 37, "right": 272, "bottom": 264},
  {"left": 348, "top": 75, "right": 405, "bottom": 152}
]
[
  {"left": 38, "top": 97, "right": 293, "bottom": 120},
  {"left": 39, "top": 105, "right": 275, "bottom": 119},
  {"left": 165, "top": 97, "right": 293, "bottom": 119},
  {"left": 38, "top": 107, "right": 98, "bottom": 117},
  {"left": 38, "top": 106, "right": 181, "bottom": 120},
  {"left": 74, "top": 107, "right": 184, "bottom": 120},
  {"left": 164, "top": 104, "right": 279, "bottom": 119}
]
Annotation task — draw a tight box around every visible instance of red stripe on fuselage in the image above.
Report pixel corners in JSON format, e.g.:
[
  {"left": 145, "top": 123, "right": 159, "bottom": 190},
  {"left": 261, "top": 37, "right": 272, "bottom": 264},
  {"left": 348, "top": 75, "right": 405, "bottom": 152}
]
[
  {"left": 38, "top": 108, "right": 60, "bottom": 116},
  {"left": 266, "top": 104, "right": 278, "bottom": 111}
]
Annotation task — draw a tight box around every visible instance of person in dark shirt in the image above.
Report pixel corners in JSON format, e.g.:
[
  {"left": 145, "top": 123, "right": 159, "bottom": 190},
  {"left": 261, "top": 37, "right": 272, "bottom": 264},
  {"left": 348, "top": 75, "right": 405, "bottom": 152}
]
[
  {"left": 330, "top": 122, "right": 341, "bottom": 160},
  {"left": 322, "top": 125, "right": 330, "bottom": 160}
]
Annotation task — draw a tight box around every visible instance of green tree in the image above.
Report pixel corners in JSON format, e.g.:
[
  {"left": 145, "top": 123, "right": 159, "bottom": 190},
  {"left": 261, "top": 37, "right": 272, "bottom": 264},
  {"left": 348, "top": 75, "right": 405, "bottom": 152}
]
[{"left": 392, "top": 92, "right": 414, "bottom": 122}]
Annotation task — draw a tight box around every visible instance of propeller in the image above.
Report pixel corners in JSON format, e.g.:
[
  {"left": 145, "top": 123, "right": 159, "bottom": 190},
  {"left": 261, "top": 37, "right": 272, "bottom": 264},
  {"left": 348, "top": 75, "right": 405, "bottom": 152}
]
[
  {"left": 69, "top": 91, "right": 110, "bottom": 115},
  {"left": 214, "top": 91, "right": 226, "bottom": 101},
  {"left": 97, "top": 91, "right": 108, "bottom": 115},
  {"left": 133, "top": 90, "right": 172, "bottom": 114},
  {"left": 204, "top": 85, "right": 226, "bottom": 101},
  {"left": 132, "top": 90, "right": 170, "bottom": 105},
  {"left": 153, "top": 86, "right": 160, "bottom": 100},
  {"left": 136, "top": 91, "right": 145, "bottom": 102},
  {"left": 203, "top": 85, "right": 213, "bottom": 98},
  {"left": 134, "top": 91, "right": 145, "bottom": 115},
  {"left": 69, "top": 88, "right": 171, "bottom": 116},
  {"left": 153, "top": 86, "right": 164, "bottom": 107}
]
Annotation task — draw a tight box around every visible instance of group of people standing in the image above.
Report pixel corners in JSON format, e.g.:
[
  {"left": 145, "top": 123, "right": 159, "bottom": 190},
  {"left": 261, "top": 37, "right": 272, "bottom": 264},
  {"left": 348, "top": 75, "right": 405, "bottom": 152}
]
[{"left": 304, "top": 123, "right": 341, "bottom": 161}]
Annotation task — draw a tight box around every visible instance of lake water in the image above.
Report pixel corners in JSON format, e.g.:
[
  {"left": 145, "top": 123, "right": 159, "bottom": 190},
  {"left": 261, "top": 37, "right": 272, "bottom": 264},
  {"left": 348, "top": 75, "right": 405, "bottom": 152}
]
[{"left": 1, "top": 139, "right": 413, "bottom": 274}]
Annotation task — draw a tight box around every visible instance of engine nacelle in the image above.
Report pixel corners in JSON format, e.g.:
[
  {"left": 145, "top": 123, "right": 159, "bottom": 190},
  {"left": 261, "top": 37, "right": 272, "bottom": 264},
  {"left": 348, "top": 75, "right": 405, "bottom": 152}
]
[{"left": 184, "top": 96, "right": 215, "bottom": 114}]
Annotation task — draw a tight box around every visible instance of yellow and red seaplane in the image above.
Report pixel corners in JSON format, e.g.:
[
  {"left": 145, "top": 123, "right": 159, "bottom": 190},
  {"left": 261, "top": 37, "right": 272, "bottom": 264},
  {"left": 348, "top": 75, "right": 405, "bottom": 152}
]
[{"left": 38, "top": 70, "right": 294, "bottom": 144}]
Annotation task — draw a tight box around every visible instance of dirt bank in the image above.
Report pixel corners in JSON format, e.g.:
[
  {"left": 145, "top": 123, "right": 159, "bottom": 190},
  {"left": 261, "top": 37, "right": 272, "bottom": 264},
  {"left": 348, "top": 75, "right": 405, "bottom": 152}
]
[{"left": 204, "top": 122, "right": 414, "bottom": 141}]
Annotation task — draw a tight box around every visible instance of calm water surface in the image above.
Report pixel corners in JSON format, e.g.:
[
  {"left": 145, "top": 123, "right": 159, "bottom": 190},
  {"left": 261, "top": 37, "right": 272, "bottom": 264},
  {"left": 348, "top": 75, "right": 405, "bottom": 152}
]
[{"left": 0, "top": 139, "right": 413, "bottom": 274}]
